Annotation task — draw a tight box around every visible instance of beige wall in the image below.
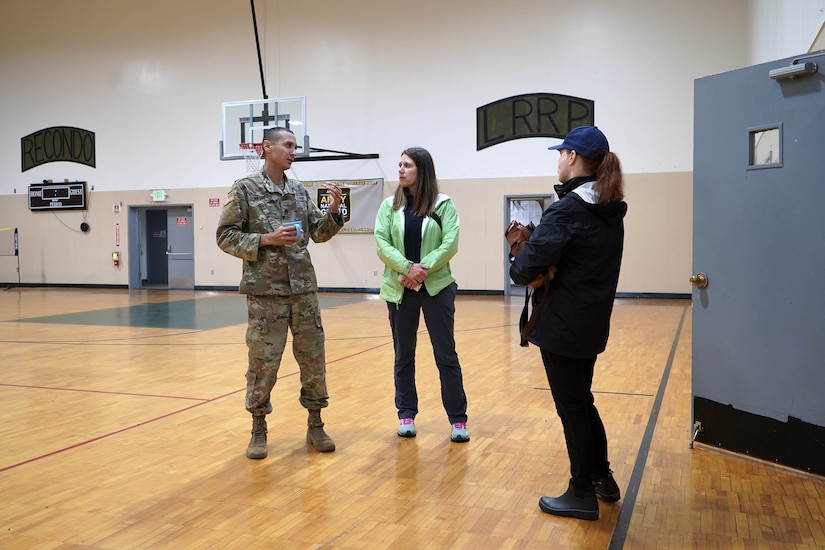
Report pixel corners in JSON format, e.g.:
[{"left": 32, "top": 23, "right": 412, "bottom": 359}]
[{"left": 0, "top": 171, "right": 692, "bottom": 294}]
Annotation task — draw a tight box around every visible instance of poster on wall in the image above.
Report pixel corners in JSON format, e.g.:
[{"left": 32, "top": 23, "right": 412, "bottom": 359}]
[{"left": 304, "top": 178, "right": 382, "bottom": 233}]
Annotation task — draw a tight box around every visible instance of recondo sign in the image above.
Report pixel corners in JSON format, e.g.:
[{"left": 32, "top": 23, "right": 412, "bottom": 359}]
[{"left": 21, "top": 126, "right": 96, "bottom": 172}]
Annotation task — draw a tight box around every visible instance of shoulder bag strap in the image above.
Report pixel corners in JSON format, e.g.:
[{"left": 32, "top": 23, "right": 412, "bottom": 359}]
[{"left": 519, "top": 268, "right": 553, "bottom": 347}]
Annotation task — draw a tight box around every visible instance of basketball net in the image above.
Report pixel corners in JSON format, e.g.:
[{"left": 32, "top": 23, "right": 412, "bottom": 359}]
[{"left": 240, "top": 142, "right": 264, "bottom": 175}]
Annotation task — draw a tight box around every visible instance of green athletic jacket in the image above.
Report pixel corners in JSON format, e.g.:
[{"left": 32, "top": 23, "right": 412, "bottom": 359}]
[{"left": 374, "top": 193, "right": 459, "bottom": 304}]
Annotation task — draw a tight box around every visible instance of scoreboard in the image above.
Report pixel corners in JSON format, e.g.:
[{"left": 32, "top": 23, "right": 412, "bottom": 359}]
[{"left": 28, "top": 182, "right": 87, "bottom": 211}]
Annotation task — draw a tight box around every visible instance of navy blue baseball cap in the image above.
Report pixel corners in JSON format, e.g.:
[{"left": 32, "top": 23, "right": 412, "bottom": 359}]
[{"left": 548, "top": 126, "right": 609, "bottom": 160}]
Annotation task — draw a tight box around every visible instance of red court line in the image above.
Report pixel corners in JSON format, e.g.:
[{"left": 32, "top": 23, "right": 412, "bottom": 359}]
[
  {"left": 0, "top": 340, "right": 392, "bottom": 473},
  {"left": 0, "top": 383, "right": 210, "bottom": 401},
  {"left": 326, "top": 340, "right": 394, "bottom": 363},
  {"left": 0, "top": 388, "right": 243, "bottom": 473}
]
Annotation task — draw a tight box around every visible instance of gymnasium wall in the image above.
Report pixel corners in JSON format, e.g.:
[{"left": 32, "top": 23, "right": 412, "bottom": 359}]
[
  {"left": 0, "top": 0, "right": 818, "bottom": 293},
  {"left": 0, "top": 171, "right": 692, "bottom": 293}
]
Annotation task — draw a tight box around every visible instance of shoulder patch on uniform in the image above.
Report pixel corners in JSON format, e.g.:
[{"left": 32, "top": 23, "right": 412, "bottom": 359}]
[{"left": 225, "top": 191, "right": 235, "bottom": 205}]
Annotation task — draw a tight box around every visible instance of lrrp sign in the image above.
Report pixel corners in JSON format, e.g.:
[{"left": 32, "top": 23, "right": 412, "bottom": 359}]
[
  {"left": 21, "top": 126, "right": 96, "bottom": 171},
  {"left": 476, "top": 93, "right": 594, "bottom": 150}
]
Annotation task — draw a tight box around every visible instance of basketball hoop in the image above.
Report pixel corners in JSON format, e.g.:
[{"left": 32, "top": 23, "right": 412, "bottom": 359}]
[{"left": 240, "top": 142, "right": 264, "bottom": 175}]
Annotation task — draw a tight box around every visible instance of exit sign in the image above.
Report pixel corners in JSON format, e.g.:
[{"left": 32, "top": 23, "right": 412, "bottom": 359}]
[{"left": 151, "top": 190, "right": 167, "bottom": 202}]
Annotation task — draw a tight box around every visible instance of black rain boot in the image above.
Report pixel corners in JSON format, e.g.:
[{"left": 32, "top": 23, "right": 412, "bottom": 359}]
[
  {"left": 593, "top": 470, "right": 621, "bottom": 503},
  {"left": 306, "top": 409, "right": 335, "bottom": 452},
  {"left": 246, "top": 415, "right": 267, "bottom": 459},
  {"left": 538, "top": 479, "right": 599, "bottom": 520}
]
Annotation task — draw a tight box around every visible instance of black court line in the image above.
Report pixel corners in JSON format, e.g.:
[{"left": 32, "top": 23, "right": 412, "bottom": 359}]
[
  {"left": 608, "top": 304, "right": 688, "bottom": 549},
  {"left": 534, "top": 387, "right": 655, "bottom": 398}
]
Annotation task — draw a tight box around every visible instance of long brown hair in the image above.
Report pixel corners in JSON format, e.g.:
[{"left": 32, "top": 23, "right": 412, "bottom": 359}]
[
  {"left": 392, "top": 147, "right": 439, "bottom": 217},
  {"left": 580, "top": 151, "right": 624, "bottom": 204}
]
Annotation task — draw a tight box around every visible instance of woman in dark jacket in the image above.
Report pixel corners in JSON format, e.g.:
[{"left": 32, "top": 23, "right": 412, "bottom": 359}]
[{"left": 510, "top": 126, "right": 627, "bottom": 521}]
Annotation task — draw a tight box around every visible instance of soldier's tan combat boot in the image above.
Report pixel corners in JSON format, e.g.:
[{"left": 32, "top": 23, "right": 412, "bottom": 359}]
[
  {"left": 306, "top": 409, "right": 335, "bottom": 452},
  {"left": 246, "top": 415, "right": 267, "bottom": 459}
]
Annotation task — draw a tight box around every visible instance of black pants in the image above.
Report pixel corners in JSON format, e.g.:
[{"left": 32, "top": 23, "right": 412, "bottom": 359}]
[
  {"left": 387, "top": 282, "right": 468, "bottom": 424},
  {"left": 540, "top": 349, "right": 609, "bottom": 491}
]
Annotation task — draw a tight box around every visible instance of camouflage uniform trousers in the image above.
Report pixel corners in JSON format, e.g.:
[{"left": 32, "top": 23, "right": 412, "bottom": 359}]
[{"left": 245, "top": 292, "right": 329, "bottom": 416}]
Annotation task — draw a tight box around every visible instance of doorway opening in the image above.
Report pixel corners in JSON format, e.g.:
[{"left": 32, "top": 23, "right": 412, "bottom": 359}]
[
  {"left": 127, "top": 205, "right": 195, "bottom": 290},
  {"left": 503, "top": 194, "right": 553, "bottom": 296}
]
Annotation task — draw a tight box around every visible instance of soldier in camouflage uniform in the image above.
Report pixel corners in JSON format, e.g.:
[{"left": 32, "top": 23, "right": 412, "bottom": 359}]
[{"left": 216, "top": 127, "right": 344, "bottom": 458}]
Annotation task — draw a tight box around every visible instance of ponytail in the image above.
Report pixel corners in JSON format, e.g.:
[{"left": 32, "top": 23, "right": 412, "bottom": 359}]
[{"left": 593, "top": 151, "right": 624, "bottom": 204}]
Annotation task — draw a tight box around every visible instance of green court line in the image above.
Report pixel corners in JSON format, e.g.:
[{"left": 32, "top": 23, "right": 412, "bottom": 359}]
[{"left": 16, "top": 294, "right": 363, "bottom": 330}]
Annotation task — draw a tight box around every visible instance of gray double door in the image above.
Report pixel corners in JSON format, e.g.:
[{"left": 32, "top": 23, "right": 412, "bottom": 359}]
[
  {"left": 128, "top": 205, "right": 195, "bottom": 290},
  {"left": 692, "top": 52, "right": 825, "bottom": 474}
]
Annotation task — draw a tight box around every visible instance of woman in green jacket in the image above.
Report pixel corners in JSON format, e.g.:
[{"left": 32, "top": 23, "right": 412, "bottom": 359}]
[{"left": 374, "top": 147, "right": 469, "bottom": 442}]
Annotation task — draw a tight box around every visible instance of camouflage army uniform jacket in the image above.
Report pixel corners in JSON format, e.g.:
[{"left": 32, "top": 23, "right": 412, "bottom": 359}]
[{"left": 216, "top": 171, "right": 344, "bottom": 296}]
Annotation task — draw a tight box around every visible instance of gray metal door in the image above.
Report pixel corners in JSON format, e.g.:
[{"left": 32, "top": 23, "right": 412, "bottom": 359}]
[
  {"left": 166, "top": 206, "right": 195, "bottom": 289},
  {"left": 692, "top": 52, "right": 825, "bottom": 474}
]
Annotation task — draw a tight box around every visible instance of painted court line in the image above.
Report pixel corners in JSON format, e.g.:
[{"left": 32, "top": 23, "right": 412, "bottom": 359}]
[
  {"left": 0, "top": 340, "right": 392, "bottom": 473},
  {"left": 0, "top": 389, "right": 241, "bottom": 473},
  {"left": 0, "top": 383, "right": 210, "bottom": 401},
  {"left": 608, "top": 305, "right": 687, "bottom": 549}
]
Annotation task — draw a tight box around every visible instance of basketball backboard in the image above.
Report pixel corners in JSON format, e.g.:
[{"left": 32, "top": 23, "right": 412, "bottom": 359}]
[{"left": 221, "top": 96, "right": 307, "bottom": 159}]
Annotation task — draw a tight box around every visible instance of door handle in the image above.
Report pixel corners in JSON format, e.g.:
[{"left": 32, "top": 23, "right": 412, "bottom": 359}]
[
  {"left": 166, "top": 247, "right": 191, "bottom": 257},
  {"left": 689, "top": 273, "right": 708, "bottom": 288}
]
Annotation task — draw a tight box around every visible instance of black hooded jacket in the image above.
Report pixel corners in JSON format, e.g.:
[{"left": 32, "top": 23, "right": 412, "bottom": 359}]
[{"left": 509, "top": 176, "right": 627, "bottom": 357}]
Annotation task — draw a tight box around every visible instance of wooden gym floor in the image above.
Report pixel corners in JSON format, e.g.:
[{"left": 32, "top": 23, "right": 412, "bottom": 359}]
[{"left": 1, "top": 288, "right": 823, "bottom": 549}]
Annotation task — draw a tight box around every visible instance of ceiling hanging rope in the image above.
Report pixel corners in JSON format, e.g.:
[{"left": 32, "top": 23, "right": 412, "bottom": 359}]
[
  {"left": 250, "top": 0, "right": 268, "bottom": 100},
  {"left": 244, "top": 2, "right": 379, "bottom": 162}
]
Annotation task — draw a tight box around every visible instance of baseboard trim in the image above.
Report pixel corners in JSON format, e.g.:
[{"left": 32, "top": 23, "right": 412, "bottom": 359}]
[
  {"left": 3, "top": 282, "right": 129, "bottom": 290},
  {"left": 2, "top": 283, "right": 694, "bottom": 300},
  {"left": 615, "top": 292, "right": 690, "bottom": 299},
  {"left": 693, "top": 396, "right": 825, "bottom": 476}
]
